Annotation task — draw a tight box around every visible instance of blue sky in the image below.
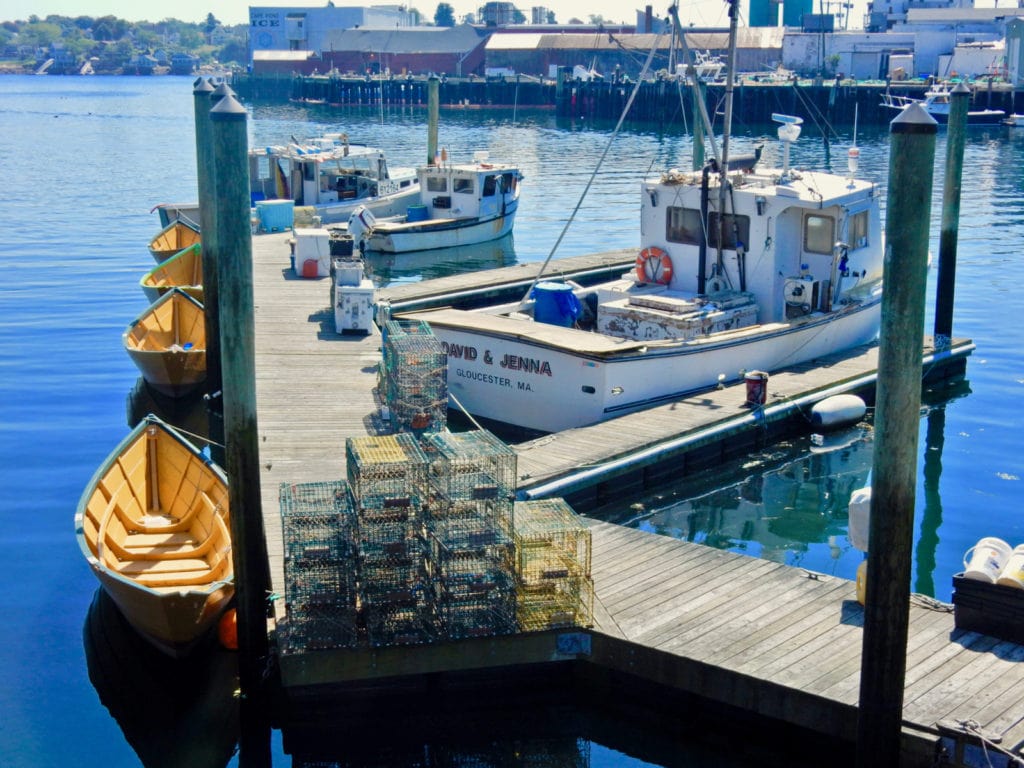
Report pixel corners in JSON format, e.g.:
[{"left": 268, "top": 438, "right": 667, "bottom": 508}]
[{"left": 5, "top": 0, "right": 873, "bottom": 29}]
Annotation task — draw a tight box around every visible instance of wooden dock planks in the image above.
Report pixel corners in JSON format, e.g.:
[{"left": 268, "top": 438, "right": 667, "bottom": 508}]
[{"left": 250, "top": 232, "right": 1023, "bottom": 766}]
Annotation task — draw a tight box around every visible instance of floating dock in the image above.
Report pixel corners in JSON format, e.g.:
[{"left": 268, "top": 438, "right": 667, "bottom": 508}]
[{"left": 251, "top": 232, "right": 1024, "bottom": 767}]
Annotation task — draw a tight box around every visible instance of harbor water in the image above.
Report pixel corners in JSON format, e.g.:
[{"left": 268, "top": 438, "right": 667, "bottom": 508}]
[{"left": 2, "top": 74, "right": 1023, "bottom": 766}]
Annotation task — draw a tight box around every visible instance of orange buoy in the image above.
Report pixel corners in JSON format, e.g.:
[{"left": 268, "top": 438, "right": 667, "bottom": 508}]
[
  {"left": 635, "top": 246, "right": 673, "bottom": 285},
  {"left": 218, "top": 608, "right": 238, "bottom": 650}
]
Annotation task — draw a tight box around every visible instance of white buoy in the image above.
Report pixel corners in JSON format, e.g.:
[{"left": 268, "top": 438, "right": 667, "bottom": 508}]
[{"left": 810, "top": 394, "right": 866, "bottom": 431}]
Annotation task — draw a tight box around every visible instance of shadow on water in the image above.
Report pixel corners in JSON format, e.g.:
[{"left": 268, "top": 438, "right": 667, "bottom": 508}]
[
  {"left": 363, "top": 233, "right": 517, "bottom": 287},
  {"left": 277, "top": 673, "right": 855, "bottom": 768},
  {"left": 126, "top": 375, "right": 212, "bottom": 446},
  {"left": 82, "top": 588, "right": 240, "bottom": 768}
]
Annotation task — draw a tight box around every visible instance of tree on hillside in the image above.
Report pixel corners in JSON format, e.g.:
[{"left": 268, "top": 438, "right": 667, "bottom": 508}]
[
  {"left": 546, "top": 10, "right": 557, "bottom": 23},
  {"left": 204, "top": 12, "right": 219, "bottom": 34},
  {"left": 434, "top": 3, "right": 455, "bottom": 27},
  {"left": 512, "top": 8, "right": 526, "bottom": 23},
  {"left": 92, "top": 15, "right": 129, "bottom": 41}
]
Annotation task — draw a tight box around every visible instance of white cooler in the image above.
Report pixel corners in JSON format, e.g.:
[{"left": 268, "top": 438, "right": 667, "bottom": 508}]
[
  {"left": 335, "top": 279, "right": 375, "bottom": 334},
  {"left": 293, "top": 227, "right": 331, "bottom": 278}
]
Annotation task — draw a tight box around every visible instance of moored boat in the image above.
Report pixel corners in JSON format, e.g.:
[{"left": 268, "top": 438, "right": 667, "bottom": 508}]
[
  {"left": 397, "top": 46, "right": 885, "bottom": 433},
  {"left": 880, "top": 82, "right": 1005, "bottom": 125},
  {"left": 123, "top": 289, "right": 206, "bottom": 398},
  {"left": 140, "top": 242, "right": 203, "bottom": 303},
  {"left": 250, "top": 133, "right": 419, "bottom": 224},
  {"left": 346, "top": 152, "right": 522, "bottom": 254},
  {"left": 74, "top": 414, "right": 233, "bottom": 657},
  {"left": 149, "top": 218, "right": 201, "bottom": 264}
]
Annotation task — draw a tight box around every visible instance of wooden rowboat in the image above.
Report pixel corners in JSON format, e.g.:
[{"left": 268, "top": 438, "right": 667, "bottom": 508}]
[
  {"left": 140, "top": 243, "right": 203, "bottom": 303},
  {"left": 149, "top": 219, "right": 200, "bottom": 264},
  {"left": 74, "top": 414, "right": 233, "bottom": 657},
  {"left": 123, "top": 288, "right": 206, "bottom": 398}
]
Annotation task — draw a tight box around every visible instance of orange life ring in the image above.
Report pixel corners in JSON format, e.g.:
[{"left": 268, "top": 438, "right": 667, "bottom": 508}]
[{"left": 635, "top": 246, "right": 673, "bottom": 285}]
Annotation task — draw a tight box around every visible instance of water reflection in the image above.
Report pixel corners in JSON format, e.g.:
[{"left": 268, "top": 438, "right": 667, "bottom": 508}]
[
  {"left": 363, "top": 233, "right": 517, "bottom": 287},
  {"left": 607, "top": 426, "right": 874, "bottom": 573},
  {"left": 126, "top": 375, "right": 211, "bottom": 443},
  {"left": 83, "top": 588, "right": 239, "bottom": 768}
]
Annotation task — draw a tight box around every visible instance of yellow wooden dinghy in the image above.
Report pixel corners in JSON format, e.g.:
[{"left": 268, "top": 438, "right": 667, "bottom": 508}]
[
  {"left": 140, "top": 243, "right": 203, "bottom": 303},
  {"left": 75, "top": 414, "right": 233, "bottom": 657},
  {"left": 148, "top": 219, "right": 200, "bottom": 264},
  {"left": 123, "top": 289, "right": 206, "bottom": 398}
]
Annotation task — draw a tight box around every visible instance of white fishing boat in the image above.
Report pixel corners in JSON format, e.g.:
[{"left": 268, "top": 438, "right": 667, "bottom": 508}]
[
  {"left": 397, "top": 5, "right": 884, "bottom": 434},
  {"left": 880, "top": 81, "right": 1005, "bottom": 125},
  {"left": 250, "top": 133, "right": 419, "bottom": 224},
  {"left": 346, "top": 152, "right": 522, "bottom": 254}
]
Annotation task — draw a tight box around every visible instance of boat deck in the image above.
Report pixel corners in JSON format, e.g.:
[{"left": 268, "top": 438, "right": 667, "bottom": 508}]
[{"left": 251, "top": 232, "right": 1018, "bottom": 766}]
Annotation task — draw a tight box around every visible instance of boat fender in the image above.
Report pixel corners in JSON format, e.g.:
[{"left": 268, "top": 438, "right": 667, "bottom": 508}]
[
  {"left": 809, "top": 394, "right": 866, "bottom": 431},
  {"left": 217, "top": 608, "right": 238, "bottom": 650},
  {"left": 635, "top": 246, "right": 673, "bottom": 285}
]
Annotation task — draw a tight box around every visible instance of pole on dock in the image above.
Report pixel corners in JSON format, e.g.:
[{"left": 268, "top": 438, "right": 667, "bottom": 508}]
[
  {"left": 856, "top": 102, "right": 937, "bottom": 768},
  {"left": 693, "top": 81, "right": 706, "bottom": 171},
  {"left": 427, "top": 76, "right": 439, "bottom": 165},
  {"left": 934, "top": 81, "right": 969, "bottom": 348},
  {"left": 209, "top": 92, "right": 272, "bottom": 766},
  {"left": 193, "top": 78, "right": 224, "bottom": 466}
]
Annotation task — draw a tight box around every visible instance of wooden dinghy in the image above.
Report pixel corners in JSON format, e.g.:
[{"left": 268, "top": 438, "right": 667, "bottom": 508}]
[
  {"left": 123, "top": 288, "right": 206, "bottom": 398},
  {"left": 149, "top": 219, "right": 200, "bottom": 264},
  {"left": 140, "top": 243, "right": 203, "bottom": 303},
  {"left": 75, "top": 414, "right": 233, "bottom": 657}
]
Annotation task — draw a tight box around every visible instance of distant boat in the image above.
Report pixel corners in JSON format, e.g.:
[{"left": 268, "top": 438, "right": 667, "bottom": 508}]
[
  {"left": 1002, "top": 113, "right": 1024, "bottom": 128},
  {"left": 149, "top": 219, "right": 201, "bottom": 264},
  {"left": 123, "top": 289, "right": 206, "bottom": 398},
  {"left": 140, "top": 243, "right": 203, "bottom": 303},
  {"left": 346, "top": 152, "right": 522, "bottom": 254},
  {"left": 880, "top": 82, "right": 1005, "bottom": 125},
  {"left": 250, "top": 132, "right": 420, "bottom": 224},
  {"left": 74, "top": 414, "right": 233, "bottom": 657}
]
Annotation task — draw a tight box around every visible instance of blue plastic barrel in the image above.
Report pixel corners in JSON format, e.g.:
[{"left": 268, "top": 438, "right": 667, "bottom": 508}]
[
  {"left": 406, "top": 204, "right": 429, "bottom": 222},
  {"left": 531, "top": 282, "right": 581, "bottom": 327}
]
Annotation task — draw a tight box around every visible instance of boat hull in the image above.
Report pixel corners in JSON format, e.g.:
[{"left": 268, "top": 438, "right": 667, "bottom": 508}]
[
  {"left": 149, "top": 220, "right": 201, "bottom": 264},
  {"left": 412, "top": 300, "right": 881, "bottom": 433},
  {"left": 314, "top": 184, "right": 421, "bottom": 224},
  {"left": 365, "top": 209, "right": 518, "bottom": 254},
  {"left": 124, "top": 289, "right": 207, "bottom": 398},
  {"left": 140, "top": 243, "right": 204, "bottom": 304},
  {"left": 74, "top": 415, "right": 233, "bottom": 657}
]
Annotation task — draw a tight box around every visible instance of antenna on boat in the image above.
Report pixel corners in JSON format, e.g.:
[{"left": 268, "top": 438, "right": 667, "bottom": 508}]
[{"left": 772, "top": 113, "right": 803, "bottom": 180}]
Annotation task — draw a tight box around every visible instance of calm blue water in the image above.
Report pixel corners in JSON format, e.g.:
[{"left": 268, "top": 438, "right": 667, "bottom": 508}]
[{"left": 1, "top": 74, "right": 1022, "bottom": 767}]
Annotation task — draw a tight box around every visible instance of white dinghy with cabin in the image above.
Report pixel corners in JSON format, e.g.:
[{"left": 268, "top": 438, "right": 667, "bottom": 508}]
[{"left": 398, "top": 4, "right": 884, "bottom": 434}]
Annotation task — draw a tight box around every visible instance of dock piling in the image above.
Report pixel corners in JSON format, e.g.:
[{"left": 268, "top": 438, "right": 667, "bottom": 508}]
[
  {"left": 209, "top": 91, "right": 272, "bottom": 766},
  {"left": 934, "top": 82, "right": 969, "bottom": 348},
  {"left": 856, "top": 103, "right": 937, "bottom": 768}
]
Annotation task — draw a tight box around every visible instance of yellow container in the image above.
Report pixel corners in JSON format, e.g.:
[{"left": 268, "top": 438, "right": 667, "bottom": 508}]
[{"left": 856, "top": 560, "right": 867, "bottom": 605}]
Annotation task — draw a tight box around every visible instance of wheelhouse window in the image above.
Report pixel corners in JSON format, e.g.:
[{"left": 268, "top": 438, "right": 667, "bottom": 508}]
[
  {"left": 501, "top": 171, "right": 517, "bottom": 192},
  {"left": 426, "top": 176, "right": 447, "bottom": 192},
  {"left": 666, "top": 206, "right": 702, "bottom": 245},
  {"left": 804, "top": 214, "right": 835, "bottom": 254},
  {"left": 848, "top": 210, "right": 869, "bottom": 249},
  {"left": 453, "top": 177, "right": 474, "bottom": 194},
  {"left": 708, "top": 212, "right": 750, "bottom": 250},
  {"left": 482, "top": 174, "right": 498, "bottom": 196}
]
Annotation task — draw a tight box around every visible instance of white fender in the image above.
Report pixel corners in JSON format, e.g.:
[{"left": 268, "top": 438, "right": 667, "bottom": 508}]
[{"left": 810, "top": 394, "right": 866, "bottom": 431}]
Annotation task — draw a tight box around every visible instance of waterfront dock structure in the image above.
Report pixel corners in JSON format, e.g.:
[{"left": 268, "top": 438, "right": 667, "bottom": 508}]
[{"left": 251, "top": 232, "right": 1022, "bottom": 766}]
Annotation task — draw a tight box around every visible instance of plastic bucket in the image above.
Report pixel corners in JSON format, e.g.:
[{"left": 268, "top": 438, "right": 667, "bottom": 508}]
[
  {"left": 963, "top": 537, "right": 1012, "bottom": 582},
  {"left": 532, "top": 282, "right": 580, "bottom": 327},
  {"left": 744, "top": 371, "right": 769, "bottom": 406},
  {"left": 406, "top": 204, "right": 429, "bottom": 222},
  {"left": 997, "top": 544, "right": 1024, "bottom": 589}
]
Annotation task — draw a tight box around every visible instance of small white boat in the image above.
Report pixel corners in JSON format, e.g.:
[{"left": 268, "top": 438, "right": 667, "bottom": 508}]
[
  {"left": 75, "top": 414, "right": 232, "bottom": 657},
  {"left": 880, "top": 82, "right": 1005, "bottom": 125},
  {"left": 399, "top": 114, "right": 884, "bottom": 433},
  {"left": 1002, "top": 114, "right": 1024, "bottom": 127},
  {"left": 346, "top": 152, "right": 523, "bottom": 254},
  {"left": 249, "top": 133, "right": 419, "bottom": 223}
]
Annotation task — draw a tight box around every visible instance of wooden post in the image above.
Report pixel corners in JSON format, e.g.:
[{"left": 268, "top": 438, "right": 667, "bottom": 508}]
[
  {"left": 427, "top": 76, "right": 439, "bottom": 166},
  {"left": 193, "top": 78, "right": 224, "bottom": 466},
  {"left": 934, "top": 82, "right": 969, "bottom": 348},
  {"left": 208, "top": 92, "right": 272, "bottom": 765},
  {"left": 856, "top": 102, "right": 937, "bottom": 768}
]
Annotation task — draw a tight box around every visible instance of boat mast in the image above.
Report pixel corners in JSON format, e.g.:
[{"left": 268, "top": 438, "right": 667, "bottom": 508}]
[
  {"left": 716, "top": 0, "right": 741, "bottom": 280},
  {"left": 667, "top": 3, "right": 720, "bottom": 166}
]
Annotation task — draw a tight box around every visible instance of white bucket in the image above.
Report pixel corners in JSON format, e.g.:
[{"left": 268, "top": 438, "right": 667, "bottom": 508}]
[
  {"left": 996, "top": 544, "right": 1024, "bottom": 589},
  {"left": 963, "top": 537, "right": 1012, "bottom": 582}
]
